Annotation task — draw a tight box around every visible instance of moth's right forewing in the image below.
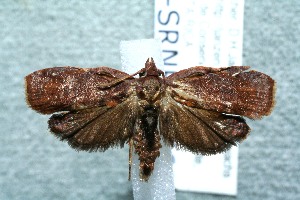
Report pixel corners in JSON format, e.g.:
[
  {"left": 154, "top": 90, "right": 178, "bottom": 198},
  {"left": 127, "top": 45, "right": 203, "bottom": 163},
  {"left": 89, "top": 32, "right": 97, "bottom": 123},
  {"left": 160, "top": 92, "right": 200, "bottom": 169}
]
[{"left": 25, "top": 67, "right": 132, "bottom": 114}]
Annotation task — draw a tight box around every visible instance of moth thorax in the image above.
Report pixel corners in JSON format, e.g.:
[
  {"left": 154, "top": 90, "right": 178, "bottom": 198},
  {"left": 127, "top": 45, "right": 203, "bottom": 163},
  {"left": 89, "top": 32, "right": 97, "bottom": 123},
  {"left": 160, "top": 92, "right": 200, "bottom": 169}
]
[{"left": 139, "top": 78, "right": 161, "bottom": 102}]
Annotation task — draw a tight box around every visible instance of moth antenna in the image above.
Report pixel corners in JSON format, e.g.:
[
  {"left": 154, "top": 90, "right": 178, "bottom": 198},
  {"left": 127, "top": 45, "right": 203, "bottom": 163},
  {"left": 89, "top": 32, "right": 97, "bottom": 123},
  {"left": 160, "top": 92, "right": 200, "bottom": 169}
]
[{"left": 97, "top": 74, "right": 135, "bottom": 89}]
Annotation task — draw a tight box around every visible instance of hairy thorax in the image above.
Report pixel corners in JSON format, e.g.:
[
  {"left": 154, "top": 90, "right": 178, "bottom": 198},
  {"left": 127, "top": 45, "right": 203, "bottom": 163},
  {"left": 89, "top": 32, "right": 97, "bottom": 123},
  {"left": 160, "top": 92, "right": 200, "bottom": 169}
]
[{"left": 136, "top": 77, "right": 162, "bottom": 105}]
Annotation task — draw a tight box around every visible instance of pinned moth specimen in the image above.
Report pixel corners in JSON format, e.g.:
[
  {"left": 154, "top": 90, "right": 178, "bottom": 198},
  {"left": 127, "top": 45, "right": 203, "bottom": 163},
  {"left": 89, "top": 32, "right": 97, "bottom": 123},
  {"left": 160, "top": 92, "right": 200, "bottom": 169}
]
[{"left": 25, "top": 58, "right": 275, "bottom": 181}]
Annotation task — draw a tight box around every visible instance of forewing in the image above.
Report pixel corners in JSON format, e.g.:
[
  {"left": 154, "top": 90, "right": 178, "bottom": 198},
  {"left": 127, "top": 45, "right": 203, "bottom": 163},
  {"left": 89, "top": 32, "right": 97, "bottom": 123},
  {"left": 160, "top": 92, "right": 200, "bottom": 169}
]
[
  {"left": 166, "top": 66, "right": 275, "bottom": 119},
  {"left": 25, "top": 66, "right": 132, "bottom": 114},
  {"left": 159, "top": 94, "right": 249, "bottom": 155},
  {"left": 48, "top": 96, "right": 139, "bottom": 151}
]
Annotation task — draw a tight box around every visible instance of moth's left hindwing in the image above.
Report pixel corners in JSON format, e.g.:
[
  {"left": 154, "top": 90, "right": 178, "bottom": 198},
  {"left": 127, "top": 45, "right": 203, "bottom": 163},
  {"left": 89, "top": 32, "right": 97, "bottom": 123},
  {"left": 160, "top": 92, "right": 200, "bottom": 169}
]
[{"left": 49, "top": 96, "right": 139, "bottom": 151}]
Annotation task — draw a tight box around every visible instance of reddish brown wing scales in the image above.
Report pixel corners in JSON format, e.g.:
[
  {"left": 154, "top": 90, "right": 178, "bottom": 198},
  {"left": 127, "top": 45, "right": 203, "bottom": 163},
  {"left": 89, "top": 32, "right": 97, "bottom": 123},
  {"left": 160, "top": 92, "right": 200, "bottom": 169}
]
[
  {"left": 159, "top": 95, "right": 250, "bottom": 155},
  {"left": 160, "top": 65, "right": 275, "bottom": 154},
  {"left": 25, "top": 67, "right": 132, "bottom": 114},
  {"left": 166, "top": 66, "right": 275, "bottom": 119},
  {"left": 48, "top": 97, "right": 139, "bottom": 152},
  {"left": 25, "top": 66, "right": 138, "bottom": 152},
  {"left": 25, "top": 59, "right": 276, "bottom": 180}
]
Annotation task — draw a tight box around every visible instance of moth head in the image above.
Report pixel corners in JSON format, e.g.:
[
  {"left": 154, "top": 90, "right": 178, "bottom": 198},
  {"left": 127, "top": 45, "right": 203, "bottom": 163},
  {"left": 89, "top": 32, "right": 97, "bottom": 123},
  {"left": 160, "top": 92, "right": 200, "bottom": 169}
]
[{"left": 139, "top": 57, "right": 164, "bottom": 78}]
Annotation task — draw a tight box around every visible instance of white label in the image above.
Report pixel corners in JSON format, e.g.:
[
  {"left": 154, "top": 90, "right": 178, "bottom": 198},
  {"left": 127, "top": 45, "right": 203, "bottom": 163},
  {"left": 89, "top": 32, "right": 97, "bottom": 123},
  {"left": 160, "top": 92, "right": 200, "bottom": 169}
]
[{"left": 154, "top": 0, "right": 244, "bottom": 196}]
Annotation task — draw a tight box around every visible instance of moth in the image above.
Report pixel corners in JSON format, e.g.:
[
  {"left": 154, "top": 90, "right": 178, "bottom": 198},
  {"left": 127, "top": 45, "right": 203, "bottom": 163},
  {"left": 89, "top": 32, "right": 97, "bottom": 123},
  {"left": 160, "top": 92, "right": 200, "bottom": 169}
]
[{"left": 25, "top": 58, "right": 275, "bottom": 181}]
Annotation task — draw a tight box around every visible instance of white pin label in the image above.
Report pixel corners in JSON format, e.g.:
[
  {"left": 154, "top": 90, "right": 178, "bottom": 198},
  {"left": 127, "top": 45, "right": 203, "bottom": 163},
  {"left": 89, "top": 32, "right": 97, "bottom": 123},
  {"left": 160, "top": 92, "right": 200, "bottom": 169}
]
[{"left": 155, "top": 0, "right": 244, "bottom": 195}]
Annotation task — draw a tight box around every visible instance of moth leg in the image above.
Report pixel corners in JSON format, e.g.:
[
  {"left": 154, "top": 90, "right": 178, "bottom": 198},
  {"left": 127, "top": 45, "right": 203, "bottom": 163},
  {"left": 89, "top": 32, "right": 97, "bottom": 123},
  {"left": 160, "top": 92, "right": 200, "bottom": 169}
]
[{"left": 128, "top": 138, "right": 134, "bottom": 181}]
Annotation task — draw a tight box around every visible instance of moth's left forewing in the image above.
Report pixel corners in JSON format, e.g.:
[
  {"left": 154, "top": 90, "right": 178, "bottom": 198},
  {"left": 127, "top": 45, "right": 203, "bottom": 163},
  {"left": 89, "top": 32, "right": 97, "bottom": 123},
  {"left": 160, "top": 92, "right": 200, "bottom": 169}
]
[
  {"left": 166, "top": 66, "right": 276, "bottom": 119},
  {"left": 25, "top": 67, "right": 133, "bottom": 114}
]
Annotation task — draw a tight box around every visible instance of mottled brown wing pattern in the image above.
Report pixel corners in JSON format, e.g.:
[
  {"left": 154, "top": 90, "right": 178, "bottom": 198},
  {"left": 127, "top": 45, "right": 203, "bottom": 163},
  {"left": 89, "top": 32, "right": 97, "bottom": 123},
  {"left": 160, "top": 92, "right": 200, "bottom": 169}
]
[
  {"left": 25, "top": 59, "right": 276, "bottom": 180},
  {"left": 160, "top": 65, "right": 275, "bottom": 154},
  {"left": 167, "top": 66, "right": 276, "bottom": 119},
  {"left": 49, "top": 96, "right": 139, "bottom": 151},
  {"left": 159, "top": 94, "right": 250, "bottom": 155},
  {"left": 25, "top": 67, "right": 132, "bottom": 114},
  {"left": 25, "top": 66, "right": 138, "bottom": 151}
]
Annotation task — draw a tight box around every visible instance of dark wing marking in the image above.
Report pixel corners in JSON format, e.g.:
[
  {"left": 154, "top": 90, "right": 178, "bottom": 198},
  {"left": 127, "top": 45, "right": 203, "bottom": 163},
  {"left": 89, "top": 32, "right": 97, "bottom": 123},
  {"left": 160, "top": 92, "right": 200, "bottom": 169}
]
[
  {"left": 159, "top": 94, "right": 249, "bottom": 155},
  {"left": 48, "top": 96, "right": 139, "bottom": 151},
  {"left": 166, "top": 66, "right": 276, "bottom": 119},
  {"left": 25, "top": 67, "right": 132, "bottom": 114}
]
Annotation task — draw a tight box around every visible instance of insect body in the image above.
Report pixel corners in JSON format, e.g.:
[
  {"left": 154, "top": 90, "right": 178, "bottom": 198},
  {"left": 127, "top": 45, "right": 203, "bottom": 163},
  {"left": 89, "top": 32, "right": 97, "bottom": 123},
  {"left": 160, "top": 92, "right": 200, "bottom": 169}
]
[{"left": 25, "top": 58, "right": 275, "bottom": 181}]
